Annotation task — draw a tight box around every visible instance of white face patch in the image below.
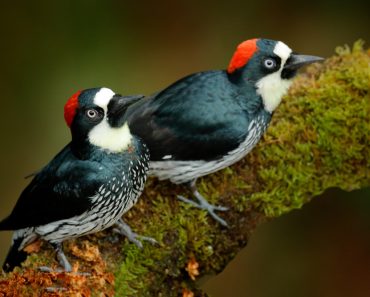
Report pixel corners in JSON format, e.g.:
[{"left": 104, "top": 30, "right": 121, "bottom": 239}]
[
  {"left": 89, "top": 122, "right": 132, "bottom": 153},
  {"left": 256, "top": 41, "right": 293, "bottom": 113},
  {"left": 88, "top": 88, "right": 133, "bottom": 152}
]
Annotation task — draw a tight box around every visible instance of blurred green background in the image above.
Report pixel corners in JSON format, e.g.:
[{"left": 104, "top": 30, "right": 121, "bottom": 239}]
[{"left": 0, "top": 1, "right": 368, "bottom": 296}]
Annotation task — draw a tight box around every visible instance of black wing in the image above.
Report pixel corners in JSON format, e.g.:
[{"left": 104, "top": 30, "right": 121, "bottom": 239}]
[
  {"left": 0, "top": 144, "right": 104, "bottom": 230},
  {"left": 126, "top": 70, "right": 252, "bottom": 161}
]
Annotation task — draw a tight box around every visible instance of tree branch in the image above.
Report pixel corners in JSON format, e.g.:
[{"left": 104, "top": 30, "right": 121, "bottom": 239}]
[{"left": 0, "top": 41, "right": 369, "bottom": 297}]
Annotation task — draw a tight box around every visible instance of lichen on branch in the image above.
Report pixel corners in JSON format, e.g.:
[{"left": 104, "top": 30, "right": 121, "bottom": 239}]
[{"left": 0, "top": 41, "right": 369, "bottom": 297}]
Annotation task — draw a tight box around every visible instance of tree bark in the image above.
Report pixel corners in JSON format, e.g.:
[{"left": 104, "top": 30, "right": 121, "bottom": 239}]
[{"left": 0, "top": 41, "right": 369, "bottom": 297}]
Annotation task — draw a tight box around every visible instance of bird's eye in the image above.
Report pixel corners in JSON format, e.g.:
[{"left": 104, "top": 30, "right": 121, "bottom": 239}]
[
  {"left": 86, "top": 109, "right": 99, "bottom": 119},
  {"left": 264, "top": 58, "right": 276, "bottom": 69}
]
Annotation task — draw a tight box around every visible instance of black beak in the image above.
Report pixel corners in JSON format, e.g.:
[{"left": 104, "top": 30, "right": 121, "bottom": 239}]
[
  {"left": 107, "top": 94, "right": 144, "bottom": 127},
  {"left": 282, "top": 54, "right": 324, "bottom": 79}
]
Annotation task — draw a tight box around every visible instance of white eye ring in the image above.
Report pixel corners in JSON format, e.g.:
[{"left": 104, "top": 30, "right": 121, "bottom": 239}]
[
  {"left": 264, "top": 58, "right": 276, "bottom": 69},
  {"left": 86, "top": 109, "right": 98, "bottom": 119}
]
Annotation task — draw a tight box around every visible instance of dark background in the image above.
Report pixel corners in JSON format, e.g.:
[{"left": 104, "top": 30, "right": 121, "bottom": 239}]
[{"left": 0, "top": 1, "right": 369, "bottom": 296}]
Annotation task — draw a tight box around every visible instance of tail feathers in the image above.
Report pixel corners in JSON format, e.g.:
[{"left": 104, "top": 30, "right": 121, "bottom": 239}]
[{"left": 2, "top": 237, "right": 29, "bottom": 272}]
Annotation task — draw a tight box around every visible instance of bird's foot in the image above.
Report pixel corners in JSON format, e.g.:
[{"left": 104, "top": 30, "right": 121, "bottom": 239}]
[
  {"left": 38, "top": 266, "right": 64, "bottom": 273},
  {"left": 177, "top": 192, "right": 229, "bottom": 227},
  {"left": 38, "top": 266, "right": 90, "bottom": 276},
  {"left": 40, "top": 266, "right": 90, "bottom": 293},
  {"left": 45, "top": 286, "right": 68, "bottom": 293},
  {"left": 113, "top": 219, "right": 158, "bottom": 249},
  {"left": 38, "top": 242, "right": 89, "bottom": 275}
]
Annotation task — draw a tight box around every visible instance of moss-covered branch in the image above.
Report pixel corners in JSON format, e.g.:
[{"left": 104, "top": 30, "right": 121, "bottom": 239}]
[{"left": 0, "top": 41, "right": 369, "bottom": 297}]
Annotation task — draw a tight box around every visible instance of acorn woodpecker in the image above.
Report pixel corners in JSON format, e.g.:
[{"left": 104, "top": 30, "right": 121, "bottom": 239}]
[
  {"left": 125, "top": 38, "right": 324, "bottom": 226},
  {"left": 0, "top": 87, "right": 151, "bottom": 272}
]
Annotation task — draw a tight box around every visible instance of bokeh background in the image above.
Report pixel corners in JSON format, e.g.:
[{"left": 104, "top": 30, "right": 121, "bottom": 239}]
[{"left": 0, "top": 1, "right": 369, "bottom": 296}]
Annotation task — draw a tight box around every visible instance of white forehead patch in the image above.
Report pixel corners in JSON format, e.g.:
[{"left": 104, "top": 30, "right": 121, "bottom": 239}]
[
  {"left": 273, "top": 41, "right": 292, "bottom": 62},
  {"left": 93, "top": 88, "right": 115, "bottom": 110}
]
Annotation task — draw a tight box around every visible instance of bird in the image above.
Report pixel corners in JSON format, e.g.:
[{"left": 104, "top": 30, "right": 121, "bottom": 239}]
[
  {"left": 125, "top": 38, "right": 324, "bottom": 226},
  {"left": 0, "top": 87, "right": 152, "bottom": 272}
]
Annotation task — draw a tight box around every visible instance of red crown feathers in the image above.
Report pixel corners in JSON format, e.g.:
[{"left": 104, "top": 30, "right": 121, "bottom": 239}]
[
  {"left": 64, "top": 90, "right": 81, "bottom": 127},
  {"left": 227, "top": 38, "right": 258, "bottom": 74}
]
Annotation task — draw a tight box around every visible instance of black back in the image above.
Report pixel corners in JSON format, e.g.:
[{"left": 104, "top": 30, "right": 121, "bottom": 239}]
[
  {"left": 126, "top": 70, "right": 269, "bottom": 161},
  {"left": 0, "top": 143, "right": 138, "bottom": 230}
]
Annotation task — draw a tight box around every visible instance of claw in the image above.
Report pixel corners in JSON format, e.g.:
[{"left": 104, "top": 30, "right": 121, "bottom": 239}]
[
  {"left": 53, "top": 243, "right": 72, "bottom": 272},
  {"left": 45, "top": 287, "right": 68, "bottom": 293},
  {"left": 207, "top": 209, "right": 229, "bottom": 227},
  {"left": 38, "top": 242, "right": 74, "bottom": 273},
  {"left": 177, "top": 179, "right": 229, "bottom": 227},
  {"left": 38, "top": 266, "right": 90, "bottom": 276},
  {"left": 39, "top": 266, "right": 60, "bottom": 273},
  {"left": 177, "top": 195, "right": 229, "bottom": 226},
  {"left": 177, "top": 195, "right": 203, "bottom": 208},
  {"left": 114, "top": 219, "right": 158, "bottom": 248}
]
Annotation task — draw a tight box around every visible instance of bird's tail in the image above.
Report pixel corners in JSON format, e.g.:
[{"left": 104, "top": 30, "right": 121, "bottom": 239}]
[{"left": 2, "top": 232, "right": 30, "bottom": 272}]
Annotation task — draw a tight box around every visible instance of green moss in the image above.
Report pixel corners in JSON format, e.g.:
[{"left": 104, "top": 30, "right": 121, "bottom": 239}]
[
  {"left": 1, "top": 42, "right": 368, "bottom": 297},
  {"left": 246, "top": 40, "right": 370, "bottom": 217},
  {"left": 112, "top": 42, "right": 369, "bottom": 296},
  {"left": 114, "top": 188, "right": 217, "bottom": 297}
]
